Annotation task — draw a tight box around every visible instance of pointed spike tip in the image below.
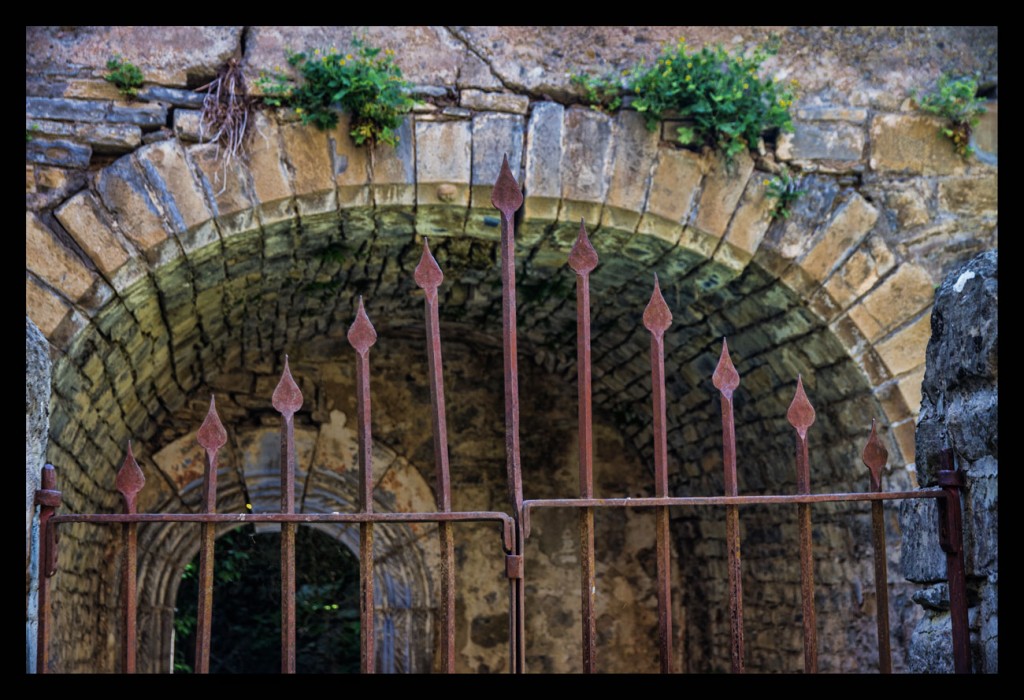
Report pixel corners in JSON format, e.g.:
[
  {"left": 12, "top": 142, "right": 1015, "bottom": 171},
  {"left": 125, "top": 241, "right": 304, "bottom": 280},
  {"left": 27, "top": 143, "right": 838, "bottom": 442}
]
[
  {"left": 347, "top": 297, "right": 378, "bottom": 355},
  {"left": 414, "top": 238, "right": 444, "bottom": 291},
  {"left": 272, "top": 356, "right": 303, "bottom": 417},
  {"left": 786, "top": 375, "right": 816, "bottom": 433},
  {"left": 861, "top": 418, "right": 889, "bottom": 485},
  {"left": 116, "top": 441, "right": 145, "bottom": 504},
  {"left": 490, "top": 153, "right": 524, "bottom": 215},
  {"left": 568, "top": 219, "right": 599, "bottom": 275},
  {"left": 197, "top": 395, "right": 228, "bottom": 451},
  {"left": 712, "top": 338, "right": 740, "bottom": 393},
  {"left": 642, "top": 274, "right": 672, "bottom": 334}
]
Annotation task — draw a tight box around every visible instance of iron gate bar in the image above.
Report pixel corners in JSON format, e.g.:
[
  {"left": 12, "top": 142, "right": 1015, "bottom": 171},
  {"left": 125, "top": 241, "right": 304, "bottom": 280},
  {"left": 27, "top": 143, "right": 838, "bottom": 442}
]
[
  {"left": 937, "top": 449, "right": 971, "bottom": 673},
  {"left": 642, "top": 274, "right": 674, "bottom": 673},
  {"left": 34, "top": 464, "right": 60, "bottom": 674},
  {"left": 195, "top": 396, "right": 228, "bottom": 673},
  {"left": 713, "top": 340, "right": 745, "bottom": 673},
  {"left": 861, "top": 419, "right": 892, "bottom": 673},
  {"left": 415, "top": 239, "right": 456, "bottom": 673},
  {"left": 568, "top": 220, "right": 599, "bottom": 673},
  {"left": 115, "top": 442, "right": 144, "bottom": 673},
  {"left": 272, "top": 357, "right": 303, "bottom": 673},
  {"left": 787, "top": 376, "right": 818, "bottom": 673},
  {"left": 348, "top": 298, "right": 378, "bottom": 674},
  {"left": 491, "top": 154, "right": 526, "bottom": 674}
]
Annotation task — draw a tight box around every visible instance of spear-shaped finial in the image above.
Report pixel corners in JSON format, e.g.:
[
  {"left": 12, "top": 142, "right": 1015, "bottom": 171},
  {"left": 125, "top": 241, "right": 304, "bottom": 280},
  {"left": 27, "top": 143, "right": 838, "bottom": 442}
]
[
  {"left": 197, "top": 395, "right": 227, "bottom": 452},
  {"left": 568, "top": 219, "right": 599, "bottom": 275},
  {"left": 786, "top": 375, "right": 816, "bottom": 438},
  {"left": 272, "top": 355, "right": 303, "bottom": 418},
  {"left": 712, "top": 338, "right": 741, "bottom": 397},
  {"left": 414, "top": 238, "right": 444, "bottom": 299},
  {"left": 116, "top": 441, "right": 145, "bottom": 514},
  {"left": 347, "top": 297, "right": 378, "bottom": 356},
  {"left": 491, "top": 153, "right": 524, "bottom": 221},
  {"left": 861, "top": 418, "right": 889, "bottom": 491},
  {"left": 643, "top": 274, "right": 672, "bottom": 335}
]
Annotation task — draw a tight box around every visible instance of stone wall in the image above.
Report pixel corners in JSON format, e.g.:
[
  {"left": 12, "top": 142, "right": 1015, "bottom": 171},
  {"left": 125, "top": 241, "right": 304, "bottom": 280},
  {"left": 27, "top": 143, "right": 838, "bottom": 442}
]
[
  {"left": 899, "top": 251, "right": 997, "bottom": 673},
  {"left": 25, "top": 27, "right": 997, "bottom": 673}
]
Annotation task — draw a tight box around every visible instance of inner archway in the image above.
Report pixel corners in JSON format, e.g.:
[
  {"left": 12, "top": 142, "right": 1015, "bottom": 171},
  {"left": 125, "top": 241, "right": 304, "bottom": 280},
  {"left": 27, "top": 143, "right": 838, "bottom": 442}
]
[{"left": 173, "top": 524, "right": 360, "bottom": 673}]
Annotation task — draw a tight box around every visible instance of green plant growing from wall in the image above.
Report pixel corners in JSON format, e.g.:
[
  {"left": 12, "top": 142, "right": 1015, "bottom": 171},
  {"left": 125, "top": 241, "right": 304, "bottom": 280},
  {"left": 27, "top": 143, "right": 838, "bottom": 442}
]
[
  {"left": 570, "top": 71, "right": 624, "bottom": 113},
  {"left": 104, "top": 54, "right": 145, "bottom": 98},
  {"left": 763, "top": 167, "right": 805, "bottom": 220},
  {"left": 916, "top": 73, "right": 987, "bottom": 159},
  {"left": 629, "top": 36, "right": 796, "bottom": 161},
  {"left": 257, "top": 39, "right": 414, "bottom": 147}
]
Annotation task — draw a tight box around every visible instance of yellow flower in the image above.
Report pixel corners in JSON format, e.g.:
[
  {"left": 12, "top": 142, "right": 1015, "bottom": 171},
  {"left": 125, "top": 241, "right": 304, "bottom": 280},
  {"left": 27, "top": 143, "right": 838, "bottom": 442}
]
[
  {"left": 687, "top": 62, "right": 692, "bottom": 68},
  {"left": 763, "top": 179, "right": 770, "bottom": 186},
  {"left": 678, "top": 36, "right": 685, "bottom": 43},
  {"left": 340, "top": 60, "right": 346, "bottom": 66},
  {"left": 743, "top": 83, "right": 749, "bottom": 89},
  {"left": 314, "top": 48, "right": 320, "bottom": 55},
  {"left": 685, "top": 74, "right": 691, "bottom": 81},
  {"left": 296, "top": 107, "right": 304, "bottom": 113},
  {"left": 346, "top": 54, "right": 353, "bottom": 60}
]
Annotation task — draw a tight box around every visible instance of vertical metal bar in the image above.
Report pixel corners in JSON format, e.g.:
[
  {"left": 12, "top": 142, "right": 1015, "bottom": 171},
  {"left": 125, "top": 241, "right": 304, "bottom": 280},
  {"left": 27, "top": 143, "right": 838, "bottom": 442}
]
[
  {"left": 787, "top": 376, "right": 817, "bottom": 673},
  {"left": 491, "top": 155, "right": 526, "bottom": 673},
  {"left": 349, "top": 298, "right": 378, "bottom": 674},
  {"left": 713, "top": 339, "right": 744, "bottom": 673},
  {"left": 643, "top": 274, "right": 673, "bottom": 673},
  {"left": 35, "top": 464, "right": 60, "bottom": 674},
  {"left": 937, "top": 449, "right": 971, "bottom": 673},
  {"left": 414, "top": 240, "right": 456, "bottom": 673},
  {"left": 272, "top": 358, "right": 303, "bottom": 674},
  {"left": 568, "top": 220, "right": 599, "bottom": 673},
  {"left": 861, "top": 419, "right": 892, "bottom": 673},
  {"left": 116, "top": 442, "right": 145, "bottom": 673},
  {"left": 195, "top": 396, "right": 227, "bottom": 674}
]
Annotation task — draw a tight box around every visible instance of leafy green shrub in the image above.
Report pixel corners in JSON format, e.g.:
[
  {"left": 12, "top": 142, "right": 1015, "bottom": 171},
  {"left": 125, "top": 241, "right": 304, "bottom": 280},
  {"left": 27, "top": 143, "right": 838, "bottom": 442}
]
[
  {"left": 570, "top": 71, "right": 623, "bottom": 113},
  {"left": 916, "top": 74, "right": 987, "bottom": 159},
  {"left": 257, "top": 39, "right": 414, "bottom": 146},
  {"left": 629, "top": 37, "right": 796, "bottom": 160},
  {"left": 104, "top": 55, "right": 145, "bottom": 98},
  {"left": 763, "top": 167, "right": 805, "bottom": 219}
]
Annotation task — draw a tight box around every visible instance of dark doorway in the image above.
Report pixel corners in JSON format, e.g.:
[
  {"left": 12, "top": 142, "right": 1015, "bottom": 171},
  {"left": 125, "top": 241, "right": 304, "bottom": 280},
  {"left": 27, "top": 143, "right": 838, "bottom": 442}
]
[{"left": 173, "top": 524, "right": 361, "bottom": 673}]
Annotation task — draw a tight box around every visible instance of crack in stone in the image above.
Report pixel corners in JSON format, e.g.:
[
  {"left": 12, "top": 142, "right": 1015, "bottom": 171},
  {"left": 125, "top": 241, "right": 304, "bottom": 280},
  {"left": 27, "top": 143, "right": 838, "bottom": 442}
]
[{"left": 443, "top": 26, "right": 541, "bottom": 101}]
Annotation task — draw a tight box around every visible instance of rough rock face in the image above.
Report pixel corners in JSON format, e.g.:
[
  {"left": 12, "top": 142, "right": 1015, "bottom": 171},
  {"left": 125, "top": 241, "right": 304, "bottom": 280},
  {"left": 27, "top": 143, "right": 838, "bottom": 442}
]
[
  {"left": 26, "top": 318, "right": 51, "bottom": 564},
  {"left": 900, "top": 251, "right": 997, "bottom": 673}
]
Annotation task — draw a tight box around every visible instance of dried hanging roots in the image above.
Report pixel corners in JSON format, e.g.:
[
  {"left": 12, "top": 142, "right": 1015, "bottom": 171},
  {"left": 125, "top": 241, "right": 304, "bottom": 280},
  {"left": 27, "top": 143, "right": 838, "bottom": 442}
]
[{"left": 196, "top": 58, "right": 256, "bottom": 192}]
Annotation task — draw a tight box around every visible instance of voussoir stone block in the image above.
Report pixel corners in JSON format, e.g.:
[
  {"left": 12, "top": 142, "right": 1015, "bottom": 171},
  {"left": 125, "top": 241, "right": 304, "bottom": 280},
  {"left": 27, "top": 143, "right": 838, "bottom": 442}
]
[{"left": 55, "top": 191, "right": 131, "bottom": 276}]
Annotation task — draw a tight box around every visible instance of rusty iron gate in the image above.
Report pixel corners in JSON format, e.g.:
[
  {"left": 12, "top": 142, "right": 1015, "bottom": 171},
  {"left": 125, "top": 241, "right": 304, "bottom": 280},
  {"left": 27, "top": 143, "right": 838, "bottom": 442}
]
[{"left": 32, "top": 158, "right": 972, "bottom": 674}]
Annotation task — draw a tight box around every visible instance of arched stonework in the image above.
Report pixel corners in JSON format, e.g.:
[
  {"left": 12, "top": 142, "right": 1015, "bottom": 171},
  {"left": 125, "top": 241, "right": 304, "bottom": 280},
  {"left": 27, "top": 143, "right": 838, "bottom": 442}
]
[{"left": 26, "top": 26, "right": 997, "bottom": 673}]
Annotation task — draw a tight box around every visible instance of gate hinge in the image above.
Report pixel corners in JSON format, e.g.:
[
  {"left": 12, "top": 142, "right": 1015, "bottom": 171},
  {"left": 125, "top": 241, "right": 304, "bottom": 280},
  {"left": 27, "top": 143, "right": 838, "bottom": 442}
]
[{"left": 505, "top": 554, "right": 523, "bottom": 580}]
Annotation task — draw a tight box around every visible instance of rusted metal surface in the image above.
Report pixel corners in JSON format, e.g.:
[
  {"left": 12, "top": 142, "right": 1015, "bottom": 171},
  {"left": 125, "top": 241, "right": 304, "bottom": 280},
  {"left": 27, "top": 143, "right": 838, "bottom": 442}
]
[
  {"left": 491, "top": 154, "right": 526, "bottom": 673},
  {"left": 116, "top": 442, "right": 145, "bottom": 673},
  {"left": 415, "top": 239, "right": 456, "bottom": 673},
  {"left": 272, "top": 357, "right": 302, "bottom": 673},
  {"left": 34, "top": 464, "right": 60, "bottom": 675},
  {"left": 861, "top": 419, "right": 892, "bottom": 673},
  {"left": 713, "top": 340, "right": 744, "bottom": 673},
  {"left": 643, "top": 274, "right": 674, "bottom": 673},
  {"left": 787, "top": 376, "right": 818, "bottom": 673},
  {"left": 568, "top": 220, "right": 598, "bottom": 673},
  {"left": 937, "top": 449, "right": 971, "bottom": 673},
  {"left": 349, "top": 298, "right": 378, "bottom": 674},
  {"left": 194, "top": 396, "right": 227, "bottom": 674}
]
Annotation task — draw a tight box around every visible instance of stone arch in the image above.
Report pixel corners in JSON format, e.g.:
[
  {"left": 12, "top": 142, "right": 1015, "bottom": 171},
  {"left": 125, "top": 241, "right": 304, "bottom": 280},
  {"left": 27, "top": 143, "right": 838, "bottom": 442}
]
[
  {"left": 133, "top": 414, "right": 441, "bottom": 673},
  {"left": 30, "top": 104, "right": 947, "bottom": 672}
]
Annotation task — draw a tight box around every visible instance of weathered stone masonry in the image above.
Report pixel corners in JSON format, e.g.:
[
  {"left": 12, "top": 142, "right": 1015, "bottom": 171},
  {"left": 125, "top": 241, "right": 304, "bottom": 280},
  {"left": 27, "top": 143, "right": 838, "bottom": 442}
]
[{"left": 26, "top": 27, "right": 996, "bottom": 672}]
